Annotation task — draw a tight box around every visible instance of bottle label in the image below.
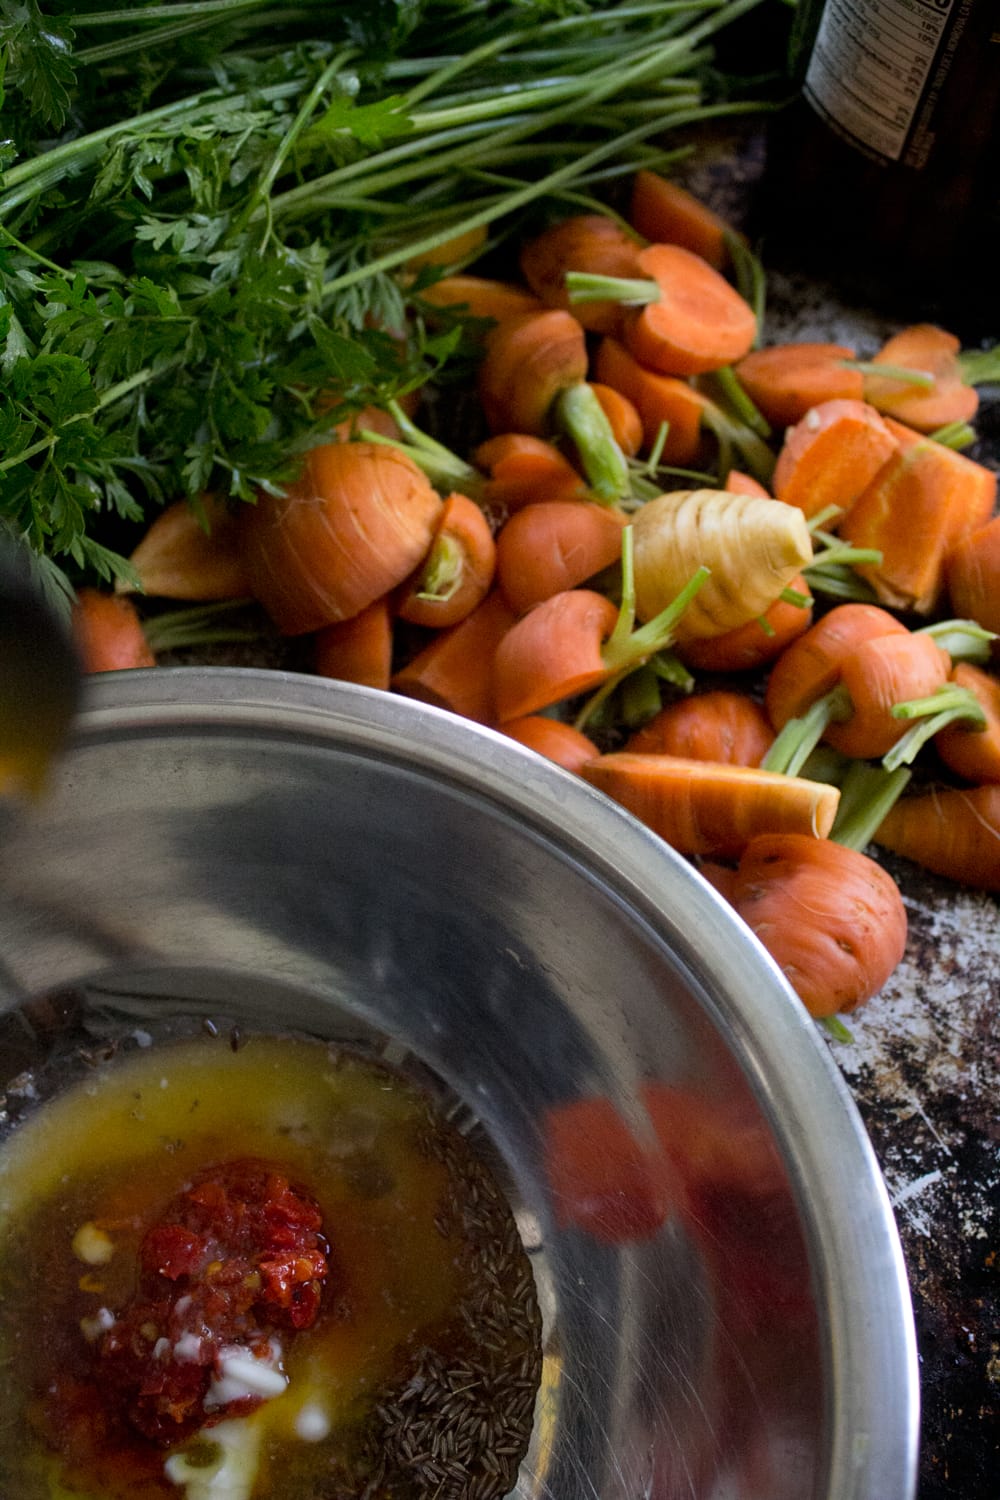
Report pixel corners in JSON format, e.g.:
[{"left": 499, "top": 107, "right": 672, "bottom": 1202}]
[{"left": 804, "top": 0, "right": 955, "bottom": 163}]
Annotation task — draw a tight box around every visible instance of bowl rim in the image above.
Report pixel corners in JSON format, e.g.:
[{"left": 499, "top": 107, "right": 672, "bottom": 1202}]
[{"left": 59, "top": 665, "right": 921, "bottom": 1500}]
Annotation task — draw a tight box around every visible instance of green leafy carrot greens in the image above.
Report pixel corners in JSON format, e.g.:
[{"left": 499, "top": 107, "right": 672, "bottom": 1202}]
[{"left": 0, "top": 0, "right": 777, "bottom": 609}]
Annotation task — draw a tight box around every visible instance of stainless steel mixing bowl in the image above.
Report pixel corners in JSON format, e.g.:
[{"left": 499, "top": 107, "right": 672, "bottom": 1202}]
[{"left": 0, "top": 668, "right": 918, "bottom": 1500}]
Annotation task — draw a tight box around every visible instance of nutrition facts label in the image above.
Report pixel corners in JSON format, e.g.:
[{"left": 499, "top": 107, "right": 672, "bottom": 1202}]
[{"left": 804, "top": 0, "right": 955, "bottom": 162}]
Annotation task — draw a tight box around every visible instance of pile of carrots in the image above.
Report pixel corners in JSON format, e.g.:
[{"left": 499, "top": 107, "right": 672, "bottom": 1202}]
[{"left": 72, "top": 169, "right": 1000, "bottom": 1030}]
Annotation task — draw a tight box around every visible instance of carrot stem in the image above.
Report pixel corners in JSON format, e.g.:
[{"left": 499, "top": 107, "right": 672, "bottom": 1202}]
[
  {"left": 927, "top": 420, "right": 976, "bottom": 450},
  {"left": 762, "top": 685, "right": 851, "bottom": 777},
  {"left": 882, "top": 686, "right": 986, "bottom": 771},
  {"left": 553, "top": 381, "right": 631, "bottom": 502},
  {"left": 957, "top": 347, "right": 1000, "bottom": 385},
  {"left": 821, "top": 1015, "right": 855, "bottom": 1044},
  {"left": 565, "top": 270, "right": 661, "bottom": 307},
  {"left": 699, "top": 366, "right": 772, "bottom": 438},
  {"left": 829, "top": 761, "right": 912, "bottom": 851},
  {"left": 918, "top": 617, "right": 997, "bottom": 663},
  {"left": 842, "top": 360, "right": 935, "bottom": 389}
]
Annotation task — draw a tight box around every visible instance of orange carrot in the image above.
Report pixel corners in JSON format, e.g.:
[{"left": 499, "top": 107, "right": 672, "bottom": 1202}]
[
  {"left": 584, "top": 242, "right": 756, "bottom": 377},
  {"left": 314, "top": 597, "right": 393, "bottom": 690},
  {"left": 396, "top": 491, "right": 496, "bottom": 628},
  {"left": 329, "top": 401, "right": 412, "bottom": 442},
  {"left": 628, "top": 168, "right": 734, "bottom": 271},
  {"left": 418, "top": 274, "right": 545, "bottom": 324},
  {"left": 592, "top": 336, "right": 708, "bottom": 463},
  {"left": 861, "top": 323, "right": 979, "bottom": 433},
  {"left": 477, "top": 309, "right": 629, "bottom": 501},
  {"left": 874, "top": 783, "right": 1000, "bottom": 892},
  {"left": 72, "top": 589, "right": 157, "bottom": 673},
  {"left": 733, "top": 343, "right": 864, "bottom": 429},
  {"left": 494, "top": 500, "right": 626, "bottom": 615},
  {"left": 589, "top": 382, "right": 644, "bottom": 457},
  {"left": 542, "top": 1094, "right": 674, "bottom": 1244},
  {"left": 499, "top": 715, "right": 599, "bottom": 774},
  {"left": 933, "top": 663, "right": 1000, "bottom": 784},
  {"left": 623, "top": 689, "right": 773, "bottom": 766},
  {"left": 123, "top": 495, "right": 252, "bottom": 601},
  {"left": 519, "top": 213, "right": 643, "bottom": 333},
  {"left": 390, "top": 587, "right": 517, "bottom": 725},
  {"left": 679, "top": 574, "right": 813, "bottom": 674},
  {"left": 492, "top": 588, "right": 619, "bottom": 719},
  {"left": 730, "top": 833, "right": 908, "bottom": 1016},
  {"left": 822, "top": 629, "right": 951, "bottom": 760},
  {"left": 771, "top": 398, "right": 898, "bottom": 521},
  {"left": 723, "top": 468, "right": 771, "bottom": 498},
  {"left": 473, "top": 433, "right": 588, "bottom": 513},
  {"left": 839, "top": 418, "right": 997, "bottom": 615},
  {"left": 764, "top": 603, "right": 908, "bottom": 730},
  {"left": 579, "top": 753, "right": 840, "bottom": 858},
  {"left": 240, "top": 441, "right": 443, "bottom": 636},
  {"left": 404, "top": 222, "right": 488, "bottom": 271},
  {"left": 945, "top": 514, "right": 1000, "bottom": 634}
]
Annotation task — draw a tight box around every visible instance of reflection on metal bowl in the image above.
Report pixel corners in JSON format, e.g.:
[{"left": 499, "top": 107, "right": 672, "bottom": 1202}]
[{"left": 0, "top": 668, "right": 918, "bottom": 1500}]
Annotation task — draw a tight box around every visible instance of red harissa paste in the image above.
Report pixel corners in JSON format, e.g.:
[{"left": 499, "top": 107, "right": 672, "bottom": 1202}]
[{"left": 93, "top": 1158, "right": 329, "bottom": 1445}]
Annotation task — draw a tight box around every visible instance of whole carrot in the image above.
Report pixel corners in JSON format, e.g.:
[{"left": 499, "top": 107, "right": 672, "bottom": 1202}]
[
  {"left": 499, "top": 715, "right": 599, "bottom": 774},
  {"left": 730, "top": 833, "right": 908, "bottom": 1016},
  {"left": 764, "top": 603, "right": 908, "bottom": 731},
  {"left": 623, "top": 690, "right": 773, "bottom": 766},
  {"left": 494, "top": 500, "right": 626, "bottom": 615}
]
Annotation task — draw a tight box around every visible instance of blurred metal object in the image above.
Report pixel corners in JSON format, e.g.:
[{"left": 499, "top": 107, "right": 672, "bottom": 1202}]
[
  {"left": 0, "top": 669, "right": 919, "bottom": 1499},
  {"left": 0, "top": 529, "right": 80, "bottom": 802}
]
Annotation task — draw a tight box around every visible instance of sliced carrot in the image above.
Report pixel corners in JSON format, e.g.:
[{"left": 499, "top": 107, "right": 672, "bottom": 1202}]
[
  {"left": 861, "top": 323, "right": 979, "bottom": 433},
  {"left": 477, "top": 308, "right": 589, "bottom": 434},
  {"left": 72, "top": 589, "right": 156, "bottom": 673},
  {"left": 623, "top": 690, "right": 773, "bottom": 766},
  {"left": 839, "top": 419, "right": 998, "bottom": 615},
  {"left": 733, "top": 342, "right": 863, "bottom": 429},
  {"left": 499, "top": 715, "right": 599, "bottom": 774},
  {"left": 723, "top": 468, "right": 771, "bottom": 499},
  {"left": 679, "top": 574, "right": 813, "bottom": 674},
  {"left": 771, "top": 398, "right": 898, "bottom": 521},
  {"left": 579, "top": 753, "right": 840, "bottom": 858},
  {"left": 592, "top": 336, "right": 708, "bottom": 463},
  {"left": 123, "top": 495, "right": 252, "bottom": 601},
  {"left": 473, "top": 433, "right": 588, "bottom": 513},
  {"left": 396, "top": 491, "right": 496, "bottom": 628},
  {"left": 622, "top": 243, "right": 757, "bottom": 378},
  {"left": 944, "top": 514, "right": 1000, "bottom": 634},
  {"left": 418, "top": 274, "right": 545, "bottom": 324},
  {"left": 933, "top": 663, "right": 1000, "bottom": 784},
  {"left": 519, "top": 213, "right": 643, "bottom": 333},
  {"left": 241, "top": 441, "right": 443, "bottom": 635},
  {"left": 589, "top": 382, "right": 644, "bottom": 457},
  {"left": 874, "top": 783, "right": 1000, "bottom": 892},
  {"left": 314, "top": 597, "right": 393, "bottom": 690},
  {"left": 730, "top": 833, "right": 907, "bottom": 1016},
  {"left": 390, "top": 587, "right": 517, "bottom": 725},
  {"left": 628, "top": 169, "right": 734, "bottom": 271},
  {"left": 495, "top": 499, "right": 626, "bottom": 615},
  {"left": 764, "top": 603, "right": 908, "bottom": 730}
]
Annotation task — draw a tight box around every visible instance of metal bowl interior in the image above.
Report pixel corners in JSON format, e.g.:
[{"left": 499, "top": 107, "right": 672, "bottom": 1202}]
[{"left": 0, "top": 668, "right": 918, "bottom": 1500}]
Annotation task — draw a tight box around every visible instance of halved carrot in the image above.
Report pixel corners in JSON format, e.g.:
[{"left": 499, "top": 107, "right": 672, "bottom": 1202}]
[
  {"left": 944, "top": 514, "right": 1000, "bottom": 634},
  {"left": 592, "top": 336, "right": 708, "bottom": 463},
  {"left": 764, "top": 603, "right": 908, "bottom": 730},
  {"left": 495, "top": 500, "right": 626, "bottom": 615},
  {"left": 622, "top": 690, "right": 773, "bottom": 766},
  {"left": 474, "top": 433, "right": 589, "bottom": 513},
  {"left": 730, "top": 833, "right": 908, "bottom": 1016},
  {"left": 579, "top": 753, "right": 840, "bottom": 858},
  {"left": 390, "top": 587, "right": 517, "bottom": 725},
  {"left": 72, "top": 589, "right": 156, "bottom": 673},
  {"left": 519, "top": 213, "right": 643, "bottom": 333},
  {"left": 589, "top": 382, "right": 644, "bottom": 457},
  {"left": 123, "top": 495, "right": 252, "bottom": 601},
  {"left": 628, "top": 168, "right": 734, "bottom": 271},
  {"left": 418, "top": 274, "right": 545, "bottom": 324},
  {"left": 874, "top": 783, "right": 1000, "bottom": 892},
  {"left": 839, "top": 419, "right": 998, "bottom": 615},
  {"left": 861, "top": 323, "right": 979, "bottom": 432},
  {"left": 733, "top": 343, "right": 863, "bottom": 429},
  {"left": 620, "top": 243, "right": 757, "bottom": 377},
  {"left": 241, "top": 441, "right": 443, "bottom": 635},
  {"left": 679, "top": 574, "right": 813, "bottom": 674},
  {"left": 314, "top": 597, "right": 393, "bottom": 690},
  {"left": 771, "top": 398, "right": 898, "bottom": 521},
  {"left": 499, "top": 715, "right": 599, "bottom": 774},
  {"left": 396, "top": 491, "right": 496, "bottom": 628},
  {"left": 933, "top": 663, "right": 1000, "bottom": 784}
]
